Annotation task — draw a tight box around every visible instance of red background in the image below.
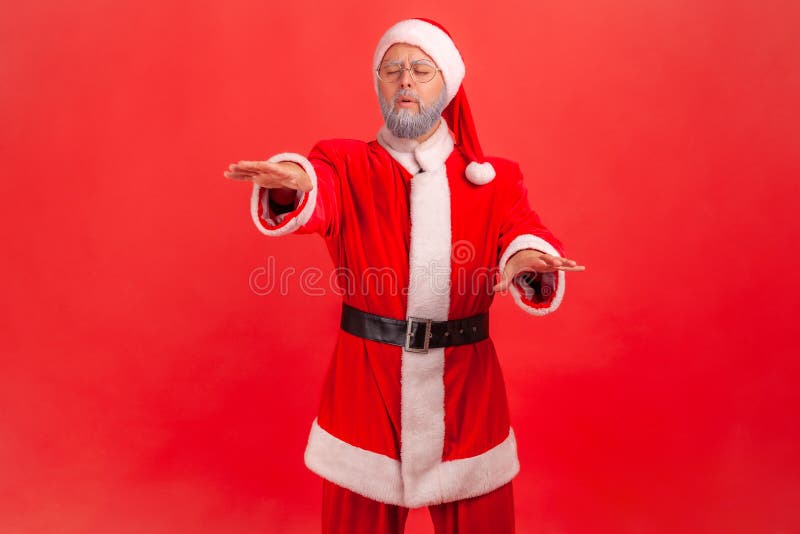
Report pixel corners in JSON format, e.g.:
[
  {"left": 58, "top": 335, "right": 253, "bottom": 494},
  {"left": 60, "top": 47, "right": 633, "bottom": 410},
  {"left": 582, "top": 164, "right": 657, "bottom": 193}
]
[{"left": 2, "top": 1, "right": 798, "bottom": 532}]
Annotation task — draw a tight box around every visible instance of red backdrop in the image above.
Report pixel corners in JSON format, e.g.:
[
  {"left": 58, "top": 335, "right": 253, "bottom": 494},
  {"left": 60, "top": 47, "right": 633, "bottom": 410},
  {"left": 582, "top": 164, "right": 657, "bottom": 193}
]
[{"left": 2, "top": 1, "right": 798, "bottom": 532}]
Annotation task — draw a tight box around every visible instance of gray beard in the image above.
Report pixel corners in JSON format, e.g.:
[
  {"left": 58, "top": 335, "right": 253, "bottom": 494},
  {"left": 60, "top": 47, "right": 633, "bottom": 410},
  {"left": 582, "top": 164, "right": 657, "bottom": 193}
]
[{"left": 378, "top": 85, "right": 448, "bottom": 139}]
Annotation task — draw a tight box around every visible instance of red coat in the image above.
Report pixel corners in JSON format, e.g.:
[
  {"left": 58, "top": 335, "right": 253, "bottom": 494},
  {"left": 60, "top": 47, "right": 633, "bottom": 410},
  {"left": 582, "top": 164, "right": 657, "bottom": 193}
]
[{"left": 251, "top": 118, "right": 567, "bottom": 508}]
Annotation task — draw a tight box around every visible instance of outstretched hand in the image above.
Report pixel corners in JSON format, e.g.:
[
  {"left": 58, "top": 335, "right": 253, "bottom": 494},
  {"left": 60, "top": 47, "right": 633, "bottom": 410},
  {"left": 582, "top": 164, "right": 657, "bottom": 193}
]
[
  {"left": 224, "top": 160, "right": 312, "bottom": 203},
  {"left": 493, "top": 249, "right": 586, "bottom": 293}
]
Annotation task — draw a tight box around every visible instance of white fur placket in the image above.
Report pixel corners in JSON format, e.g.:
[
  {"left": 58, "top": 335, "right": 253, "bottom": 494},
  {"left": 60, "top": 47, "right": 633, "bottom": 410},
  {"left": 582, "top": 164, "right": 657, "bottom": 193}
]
[
  {"left": 379, "top": 118, "right": 453, "bottom": 506},
  {"left": 377, "top": 118, "right": 518, "bottom": 507}
]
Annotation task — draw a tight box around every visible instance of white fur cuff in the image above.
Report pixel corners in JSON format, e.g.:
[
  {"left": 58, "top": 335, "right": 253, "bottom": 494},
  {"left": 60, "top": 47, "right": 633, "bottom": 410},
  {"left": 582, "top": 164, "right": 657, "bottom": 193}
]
[
  {"left": 498, "top": 234, "right": 566, "bottom": 316},
  {"left": 249, "top": 152, "right": 318, "bottom": 237}
]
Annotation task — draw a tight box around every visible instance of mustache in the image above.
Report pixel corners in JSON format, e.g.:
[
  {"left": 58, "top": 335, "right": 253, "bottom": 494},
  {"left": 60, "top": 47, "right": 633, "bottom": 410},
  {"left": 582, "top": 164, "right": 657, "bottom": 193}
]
[{"left": 394, "top": 89, "right": 420, "bottom": 103}]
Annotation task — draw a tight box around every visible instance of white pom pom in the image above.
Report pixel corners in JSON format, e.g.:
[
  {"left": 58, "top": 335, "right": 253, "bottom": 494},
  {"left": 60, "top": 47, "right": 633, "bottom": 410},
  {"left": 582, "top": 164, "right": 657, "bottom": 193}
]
[{"left": 465, "top": 161, "right": 496, "bottom": 185}]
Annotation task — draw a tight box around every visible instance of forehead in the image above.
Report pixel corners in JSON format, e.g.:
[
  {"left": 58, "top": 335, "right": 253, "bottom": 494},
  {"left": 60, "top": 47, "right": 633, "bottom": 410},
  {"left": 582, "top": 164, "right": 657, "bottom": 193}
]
[{"left": 380, "top": 43, "right": 435, "bottom": 65}]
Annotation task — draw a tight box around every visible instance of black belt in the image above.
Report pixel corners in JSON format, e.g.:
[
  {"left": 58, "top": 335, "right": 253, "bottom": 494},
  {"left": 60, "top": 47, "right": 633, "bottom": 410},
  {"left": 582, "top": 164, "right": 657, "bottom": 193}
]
[{"left": 340, "top": 303, "right": 489, "bottom": 354}]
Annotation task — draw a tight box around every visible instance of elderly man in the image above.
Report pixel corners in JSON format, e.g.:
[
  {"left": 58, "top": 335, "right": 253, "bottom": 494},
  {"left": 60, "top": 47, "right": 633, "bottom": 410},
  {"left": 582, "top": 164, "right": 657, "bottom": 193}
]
[{"left": 225, "top": 17, "right": 585, "bottom": 534}]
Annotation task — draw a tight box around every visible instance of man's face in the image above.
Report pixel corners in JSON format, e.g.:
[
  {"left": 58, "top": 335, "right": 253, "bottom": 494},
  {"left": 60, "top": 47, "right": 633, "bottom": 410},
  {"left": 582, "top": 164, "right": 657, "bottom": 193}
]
[
  {"left": 378, "top": 43, "right": 445, "bottom": 112},
  {"left": 377, "top": 43, "right": 448, "bottom": 139}
]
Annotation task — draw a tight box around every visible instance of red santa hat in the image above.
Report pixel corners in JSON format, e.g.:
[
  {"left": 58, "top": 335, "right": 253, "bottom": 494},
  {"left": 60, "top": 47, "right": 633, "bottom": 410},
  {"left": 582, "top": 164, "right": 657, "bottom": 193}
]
[{"left": 373, "top": 18, "right": 496, "bottom": 185}]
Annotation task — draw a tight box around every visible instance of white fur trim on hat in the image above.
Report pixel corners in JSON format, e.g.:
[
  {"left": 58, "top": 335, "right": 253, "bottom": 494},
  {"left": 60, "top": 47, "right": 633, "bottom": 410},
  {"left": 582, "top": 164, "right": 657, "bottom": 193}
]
[{"left": 373, "top": 19, "right": 465, "bottom": 105}]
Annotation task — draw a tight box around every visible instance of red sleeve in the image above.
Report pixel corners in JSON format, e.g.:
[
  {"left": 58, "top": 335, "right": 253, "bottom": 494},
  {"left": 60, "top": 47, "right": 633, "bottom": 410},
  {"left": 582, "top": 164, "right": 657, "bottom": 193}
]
[{"left": 496, "top": 162, "right": 567, "bottom": 316}]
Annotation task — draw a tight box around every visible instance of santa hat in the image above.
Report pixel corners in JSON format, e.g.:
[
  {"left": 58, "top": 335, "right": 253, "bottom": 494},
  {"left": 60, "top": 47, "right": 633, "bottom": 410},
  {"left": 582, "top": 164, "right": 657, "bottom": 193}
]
[{"left": 373, "top": 18, "right": 496, "bottom": 185}]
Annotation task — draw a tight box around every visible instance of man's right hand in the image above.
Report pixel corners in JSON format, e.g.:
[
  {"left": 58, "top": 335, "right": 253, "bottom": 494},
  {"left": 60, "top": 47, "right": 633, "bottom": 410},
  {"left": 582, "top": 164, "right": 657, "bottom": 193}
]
[{"left": 224, "top": 161, "right": 313, "bottom": 204}]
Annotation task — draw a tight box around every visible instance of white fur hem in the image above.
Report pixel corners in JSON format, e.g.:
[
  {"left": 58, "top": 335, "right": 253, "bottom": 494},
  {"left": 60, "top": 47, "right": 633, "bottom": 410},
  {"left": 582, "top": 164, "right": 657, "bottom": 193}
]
[
  {"left": 304, "top": 418, "right": 404, "bottom": 505},
  {"left": 401, "top": 163, "right": 452, "bottom": 501},
  {"left": 249, "top": 152, "right": 318, "bottom": 236},
  {"left": 498, "top": 234, "right": 566, "bottom": 316},
  {"left": 304, "top": 418, "right": 520, "bottom": 508}
]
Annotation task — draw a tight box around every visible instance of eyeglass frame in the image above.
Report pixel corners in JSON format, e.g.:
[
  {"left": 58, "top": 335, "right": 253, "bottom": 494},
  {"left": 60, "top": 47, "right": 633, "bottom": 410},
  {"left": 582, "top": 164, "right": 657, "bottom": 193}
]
[{"left": 376, "top": 59, "right": 441, "bottom": 84}]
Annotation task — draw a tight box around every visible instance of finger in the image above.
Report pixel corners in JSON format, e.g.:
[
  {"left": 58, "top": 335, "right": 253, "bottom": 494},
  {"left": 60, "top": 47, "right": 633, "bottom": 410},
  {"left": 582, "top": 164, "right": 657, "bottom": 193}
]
[
  {"left": 229, "top": 163, "right": 262, "bottom": 174},
  {"left": 229, "top": 162, "right": 257, "bottom": 169},
  {"left": 252, "top": 176, "right": 299, "bottom": 189},
  {"left": 527, "top": 264, "right": 582, "bottom": 273},
  {"left": 224, "top": 171, "right": 255, "bottom": 181},
  {"left": 236, "top": 160, "right": 276, "bottom": 172},
  {"left": 227, "top": 169, "right": 258, "bottom": 179},
  {"left": 492, "top": 280, "right": 508, "bottom": 293},
  {"left": 555, "top": 265, "right": 586, "bottom": 271},
  {"left": 235, "top": 160, "right": 263, "bottom": 167},
  {"left": 553, "top": 258, "right": 584, "bottom": 269},
  {"left": 516, "top": 263, "right": 561, "bottom": 274},
  {"left": 541, "top": 255, "right": 565, "bottom": 267},
  {"left": 523, "top": 257, "right": 550, "bottom": 271},
  {"left": 492, "top": 272, "right": 510, "bottom": 293}
]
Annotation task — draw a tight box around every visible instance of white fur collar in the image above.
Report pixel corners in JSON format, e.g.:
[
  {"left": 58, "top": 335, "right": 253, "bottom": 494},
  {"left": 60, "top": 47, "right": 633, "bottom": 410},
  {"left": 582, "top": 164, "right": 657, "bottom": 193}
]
[{"left": 376, "top": 117, "right": 454, "bottom": 176}]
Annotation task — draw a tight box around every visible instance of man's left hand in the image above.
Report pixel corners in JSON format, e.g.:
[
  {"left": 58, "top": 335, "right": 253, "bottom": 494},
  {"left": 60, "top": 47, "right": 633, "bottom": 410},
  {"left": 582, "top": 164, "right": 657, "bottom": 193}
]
[{"left": 493, "top": 249, "right": 586, "bottom": 293}]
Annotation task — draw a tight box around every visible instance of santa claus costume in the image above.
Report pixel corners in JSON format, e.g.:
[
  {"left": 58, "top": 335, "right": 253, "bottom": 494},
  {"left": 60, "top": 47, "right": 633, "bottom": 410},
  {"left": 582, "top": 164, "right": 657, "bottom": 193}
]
[{"left": 250, "top": 18, "right": 569, "bottom": 534}]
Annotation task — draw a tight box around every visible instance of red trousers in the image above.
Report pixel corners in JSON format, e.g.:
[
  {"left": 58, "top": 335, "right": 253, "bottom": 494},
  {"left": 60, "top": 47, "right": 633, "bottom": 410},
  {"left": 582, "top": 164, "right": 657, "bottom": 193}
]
[{"left": 321, "top": 479, "right": 516, "bottom": 534}]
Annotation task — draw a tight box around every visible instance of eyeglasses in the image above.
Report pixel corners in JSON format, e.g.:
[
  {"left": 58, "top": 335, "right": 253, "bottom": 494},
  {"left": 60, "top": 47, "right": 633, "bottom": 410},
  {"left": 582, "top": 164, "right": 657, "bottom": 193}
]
[{"left": 376, "top": 60, "right": 440, "bottom": 84}]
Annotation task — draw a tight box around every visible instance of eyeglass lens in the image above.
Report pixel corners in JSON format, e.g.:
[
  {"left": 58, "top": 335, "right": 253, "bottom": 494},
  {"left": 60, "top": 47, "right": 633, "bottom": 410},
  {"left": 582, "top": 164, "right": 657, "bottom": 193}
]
[{"left": 378, "top": 62, "right": 436, "bottom": 83}]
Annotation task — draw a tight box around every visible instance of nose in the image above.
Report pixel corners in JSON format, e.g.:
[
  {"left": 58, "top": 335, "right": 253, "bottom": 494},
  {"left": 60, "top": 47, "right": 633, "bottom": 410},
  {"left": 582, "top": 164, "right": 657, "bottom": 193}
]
[{"left": 399, "top": 67, "right": 414, "bottom": 87}]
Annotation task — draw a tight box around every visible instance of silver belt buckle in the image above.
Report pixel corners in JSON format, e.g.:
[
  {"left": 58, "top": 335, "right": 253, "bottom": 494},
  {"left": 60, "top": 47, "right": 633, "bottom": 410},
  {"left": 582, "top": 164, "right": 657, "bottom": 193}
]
[{"left": 405, "top": 316, "right": 432, "bottom": 353}]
